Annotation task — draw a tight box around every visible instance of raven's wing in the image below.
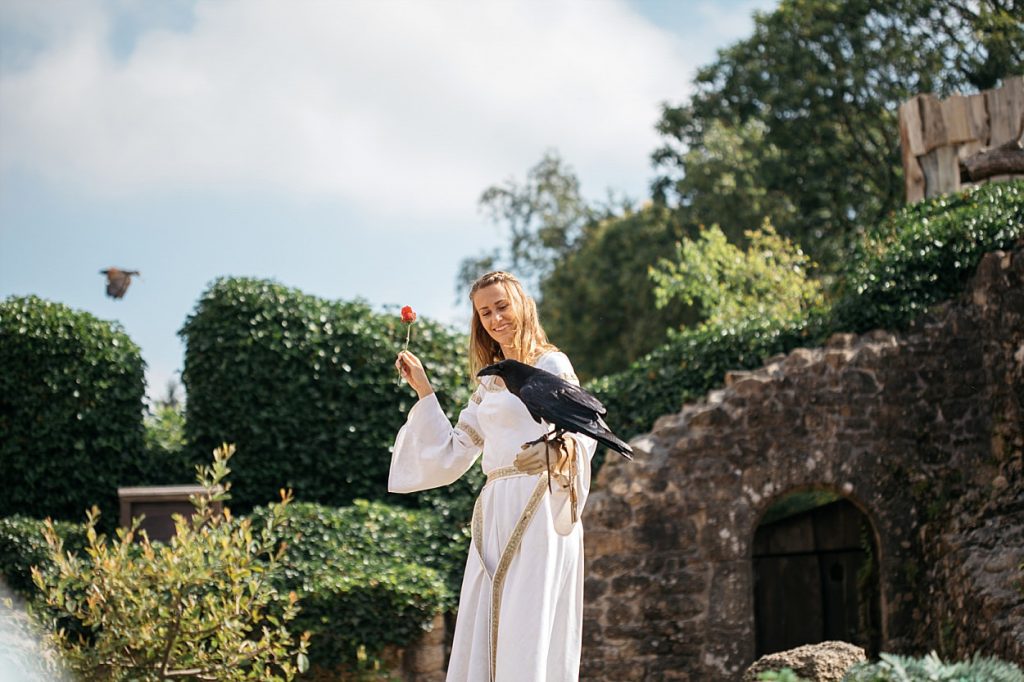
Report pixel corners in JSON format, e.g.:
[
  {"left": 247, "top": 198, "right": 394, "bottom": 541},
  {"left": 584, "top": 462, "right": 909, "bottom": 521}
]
[
  {"left": 518, "top": 374, "right": 606, "bottom": 429},
  {"left": 524, "top": 371, "right": 606, "bottom": 414}
]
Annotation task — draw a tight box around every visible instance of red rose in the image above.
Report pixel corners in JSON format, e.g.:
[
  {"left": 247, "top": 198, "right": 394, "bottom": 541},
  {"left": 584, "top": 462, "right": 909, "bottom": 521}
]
[{"left": 400, "top": 305, "right": 417, "bottom": 351}]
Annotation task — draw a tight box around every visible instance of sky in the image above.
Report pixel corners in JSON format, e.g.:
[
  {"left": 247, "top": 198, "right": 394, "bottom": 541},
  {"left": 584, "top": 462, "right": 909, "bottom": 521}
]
[{"left": 0, "top": 0, "right": 777, "bottom": 403}]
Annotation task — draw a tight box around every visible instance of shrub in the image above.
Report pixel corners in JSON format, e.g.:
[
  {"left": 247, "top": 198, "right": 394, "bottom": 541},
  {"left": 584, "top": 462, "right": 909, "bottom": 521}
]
[
  {"left": 297, "top": 561, "right": 448, "bottom": 674},
  {"left": 179, "top": 278, "right": 482, "bottom": 521},
  {"left": 0, "top": 296, "right": 146, "bottom": 527},
  {"left": 650, "top": 219, "right": 824, "bottom": 326},
  {"left": 248, "top": 500, "right": 459, "bottom": 671},
  {"left": 0, "top": 516, "right": 87, "bottom": 598},
  {"left": 31, "top": 444, "right": 311, "bottom": 681},
  {"left": 842, "top": 651, "right": 1023, "bottom": 681},
  {"left": 591, "top": 181, "right": 1024, "bottom": 445}
]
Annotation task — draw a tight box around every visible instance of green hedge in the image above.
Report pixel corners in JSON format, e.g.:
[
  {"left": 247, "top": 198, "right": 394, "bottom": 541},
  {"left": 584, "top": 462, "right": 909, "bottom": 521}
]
[
  {"left": 0, "top": 515, "right": 88, "bottom": 597},
  {"left": 843, "top": 651, "right": 1023, "bottom": 681},
  {"left": 0, "top": 296, "right": 147, "bottom": 526},
  {"left": 249, "top": 500, "right": 461, "bottom": 670},
  {"left": 831, "top": 181, "right": 1024, "bottom": 332},
  {"left": 180, "top": 278, "right": 483, "bottom": 520},
  {"left": 591, "top": 181, "right": 1024, "bottom": 445},
  {"left": 591, "top": 311, "right": 829, "bottom": 442}
]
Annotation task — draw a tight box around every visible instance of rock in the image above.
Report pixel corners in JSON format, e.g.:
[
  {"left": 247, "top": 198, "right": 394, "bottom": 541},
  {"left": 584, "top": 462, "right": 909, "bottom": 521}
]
[{"left": 743, "top": 641, "right": 867, "bottom": 682}]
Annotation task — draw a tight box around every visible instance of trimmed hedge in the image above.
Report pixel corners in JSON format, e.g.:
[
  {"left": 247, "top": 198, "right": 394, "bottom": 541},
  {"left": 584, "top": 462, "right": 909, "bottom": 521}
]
[
  {"left": 843, "top": 651, "right": 1023, "bottom": 681},
  {"left": 0, "top": 296, "right": 147, "bottom": 526},
  {"left": 0, "top": 515, "right": 88, "bottom": 597},
  {"left": 591, "top": 181, "right": 1024, "bottom": 445},
  {"left": 249, "top": 500, "right": 461, "bottom": 670},
  {"left": 180, "top": 278, "right": 483, "bottom": 520}
]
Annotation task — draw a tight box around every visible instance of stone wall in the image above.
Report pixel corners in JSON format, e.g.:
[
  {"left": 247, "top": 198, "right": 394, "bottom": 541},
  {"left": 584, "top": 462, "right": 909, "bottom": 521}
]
[{"left": 582, "top": 246, "right": 1024, "bottom": 680}]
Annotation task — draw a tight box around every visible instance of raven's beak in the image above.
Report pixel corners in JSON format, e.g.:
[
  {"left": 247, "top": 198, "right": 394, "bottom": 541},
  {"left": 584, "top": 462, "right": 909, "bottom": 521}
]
[{"left": 477, "top": 364, "right": 500, "bottom": 378}]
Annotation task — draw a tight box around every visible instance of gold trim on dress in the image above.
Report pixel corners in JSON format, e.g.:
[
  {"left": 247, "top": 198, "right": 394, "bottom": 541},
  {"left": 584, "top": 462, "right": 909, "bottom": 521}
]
[
  {"left": 458, "top": 421, "right": 485, "bottom": 448},
  {"left": 471, "top": 468, "right": 549, "bottom": 682}
]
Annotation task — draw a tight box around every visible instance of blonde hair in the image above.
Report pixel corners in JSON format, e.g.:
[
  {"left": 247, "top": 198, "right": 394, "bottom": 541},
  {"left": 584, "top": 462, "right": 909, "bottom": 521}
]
[{"left": 468, "top": 271, "right": 557, "bottom": 379}]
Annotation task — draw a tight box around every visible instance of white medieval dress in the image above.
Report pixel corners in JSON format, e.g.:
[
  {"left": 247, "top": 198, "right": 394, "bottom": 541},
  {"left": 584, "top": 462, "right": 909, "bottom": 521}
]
[{"left": 389, "top": 350, "right": 597, "bottom": 682}]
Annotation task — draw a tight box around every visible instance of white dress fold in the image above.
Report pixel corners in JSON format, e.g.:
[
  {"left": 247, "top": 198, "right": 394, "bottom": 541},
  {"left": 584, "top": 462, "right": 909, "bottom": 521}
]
[{"left": 389, "top": 351, "right": 597, "bottom": 682}]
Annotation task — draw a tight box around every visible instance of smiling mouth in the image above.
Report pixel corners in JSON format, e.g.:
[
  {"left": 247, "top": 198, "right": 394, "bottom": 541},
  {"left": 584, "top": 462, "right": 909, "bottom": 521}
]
[{"left": 493, "top": 325, "right": 511, "bottom": 333}]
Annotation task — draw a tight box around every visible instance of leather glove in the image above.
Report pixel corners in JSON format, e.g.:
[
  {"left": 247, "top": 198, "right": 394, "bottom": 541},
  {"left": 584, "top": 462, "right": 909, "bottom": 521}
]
[{"left": 514, "top": 437, "right": 575, "bottom": 487}]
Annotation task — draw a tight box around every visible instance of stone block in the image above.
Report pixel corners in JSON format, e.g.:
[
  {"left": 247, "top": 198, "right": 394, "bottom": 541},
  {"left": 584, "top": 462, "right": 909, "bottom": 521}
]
[{"left": 743, "top": 641, "right": 866, "bottom": 682}]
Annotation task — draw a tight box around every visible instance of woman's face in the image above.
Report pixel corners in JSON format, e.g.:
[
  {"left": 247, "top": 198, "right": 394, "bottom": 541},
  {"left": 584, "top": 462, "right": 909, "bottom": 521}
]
[{"left": 473, "top": 284, "right": 518, "bottom": 347}]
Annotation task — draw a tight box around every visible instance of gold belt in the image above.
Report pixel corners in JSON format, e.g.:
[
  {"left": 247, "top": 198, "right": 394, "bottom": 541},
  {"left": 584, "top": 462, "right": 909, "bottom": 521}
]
[{"left": 485, "top": 465, "right": 529, "bottom": 484}]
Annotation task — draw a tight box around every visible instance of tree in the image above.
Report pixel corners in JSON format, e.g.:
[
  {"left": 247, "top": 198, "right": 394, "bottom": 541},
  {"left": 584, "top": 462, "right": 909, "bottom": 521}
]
[
  {"left": 538, "top": 204, "right": 698, "bottom": 380},
  {"left": 913, "top": 0, "right": 1023, "bottom": 91},
  {"left": 662, "top": 118, "right": 797, "bottom": 246},
  {"left": 457, "top": 151, "right": 596, "bottom": 297},
  {"left": 652, "top": 0, "right": 1022, "bottom": 270},
  {"left": 31, "top": 444, "right": 311, "bottom": 681}
]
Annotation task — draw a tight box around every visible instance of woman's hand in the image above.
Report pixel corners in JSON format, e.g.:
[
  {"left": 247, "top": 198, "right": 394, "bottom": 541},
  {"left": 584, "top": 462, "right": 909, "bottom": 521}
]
[{"left": 396, "top": 350, "right": 434, "bottom": 400}]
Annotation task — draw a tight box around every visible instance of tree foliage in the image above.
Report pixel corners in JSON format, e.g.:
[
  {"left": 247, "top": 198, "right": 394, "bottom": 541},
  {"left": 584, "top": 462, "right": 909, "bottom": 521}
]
[
  {"left": 538, "top": 204, "right": 698, "bottom": 379},
  {"left": 652, "top": 0, "right": 1023, "bottom": 269},
  {"left": 660, "top": 118, "right": 797, "bottom": 246},
  {"left": 31, "top": 444, "right": 311, "bottom": 681},
  {"left": 456, "top": 151, "right": 598, "bottom": 297},
  {"left": 650, "top": 220, "right": 824, "bottom": 327}
]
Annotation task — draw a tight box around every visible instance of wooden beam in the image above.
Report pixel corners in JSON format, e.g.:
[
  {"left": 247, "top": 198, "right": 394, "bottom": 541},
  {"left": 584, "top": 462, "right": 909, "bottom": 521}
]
[{"left": 959, "top": 111, "right": 1024, "bottom": 182}]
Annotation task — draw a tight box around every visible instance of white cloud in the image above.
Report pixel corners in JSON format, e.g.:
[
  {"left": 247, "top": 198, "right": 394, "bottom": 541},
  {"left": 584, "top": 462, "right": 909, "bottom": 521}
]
[{"left": 0, "top": 0, "right": 699, "bottom": 219}]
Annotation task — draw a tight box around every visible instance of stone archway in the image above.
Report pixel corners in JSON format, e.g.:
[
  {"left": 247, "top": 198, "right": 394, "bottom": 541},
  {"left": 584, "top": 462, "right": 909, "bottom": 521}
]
[
  {"left": 580, "top": 249, "right": 1024, "bottom": 681},
  {"left": 752, "top": 492, "right": 881, "bottom": 658}
]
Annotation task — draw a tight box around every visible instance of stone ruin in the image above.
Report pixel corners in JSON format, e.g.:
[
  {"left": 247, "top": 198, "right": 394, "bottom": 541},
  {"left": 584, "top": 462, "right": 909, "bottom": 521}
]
[{"left": 582, "top": 245, "right": 1024, "bottom": 680}]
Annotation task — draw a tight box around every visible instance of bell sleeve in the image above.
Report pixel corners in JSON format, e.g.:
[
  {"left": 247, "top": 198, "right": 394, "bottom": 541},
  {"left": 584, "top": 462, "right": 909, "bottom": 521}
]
[
  {"left": 388, "top": 386, "right": 485, "bottom": 494},
  {"left": 537, "top": 352, "right": 599, "bottom": 535}
]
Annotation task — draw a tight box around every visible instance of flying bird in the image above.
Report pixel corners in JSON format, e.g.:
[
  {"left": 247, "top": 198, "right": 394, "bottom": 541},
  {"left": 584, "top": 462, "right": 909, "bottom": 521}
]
[
  {"left": 100, "top": 267, "right": 140, "bottom": 299},
  {"left": 477, "top": 359, "right": 633, "bottom": 460}
]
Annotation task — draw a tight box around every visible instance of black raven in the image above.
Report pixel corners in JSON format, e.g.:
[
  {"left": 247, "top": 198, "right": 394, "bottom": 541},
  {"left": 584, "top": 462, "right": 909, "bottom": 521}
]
[{"left": 477, "top": 359, "right": 633, "bottom": 460}]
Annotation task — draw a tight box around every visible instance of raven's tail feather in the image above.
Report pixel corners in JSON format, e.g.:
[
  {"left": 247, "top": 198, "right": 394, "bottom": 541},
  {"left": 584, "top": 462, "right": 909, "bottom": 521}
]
[{"left": 592, "top": 429, "right": 633, "bottom": 460}]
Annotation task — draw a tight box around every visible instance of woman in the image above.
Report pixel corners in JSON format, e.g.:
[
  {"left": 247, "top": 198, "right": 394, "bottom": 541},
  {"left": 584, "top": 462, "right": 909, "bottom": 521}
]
[{"left": 390, "top": 271, "right": 597, "bottom": 682}]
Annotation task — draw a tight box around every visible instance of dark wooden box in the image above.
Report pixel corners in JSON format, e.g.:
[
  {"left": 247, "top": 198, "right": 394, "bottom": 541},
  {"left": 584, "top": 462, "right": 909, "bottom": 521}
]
[{"left": 117, "top": 485, "right": 222, "bottom": 543}]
